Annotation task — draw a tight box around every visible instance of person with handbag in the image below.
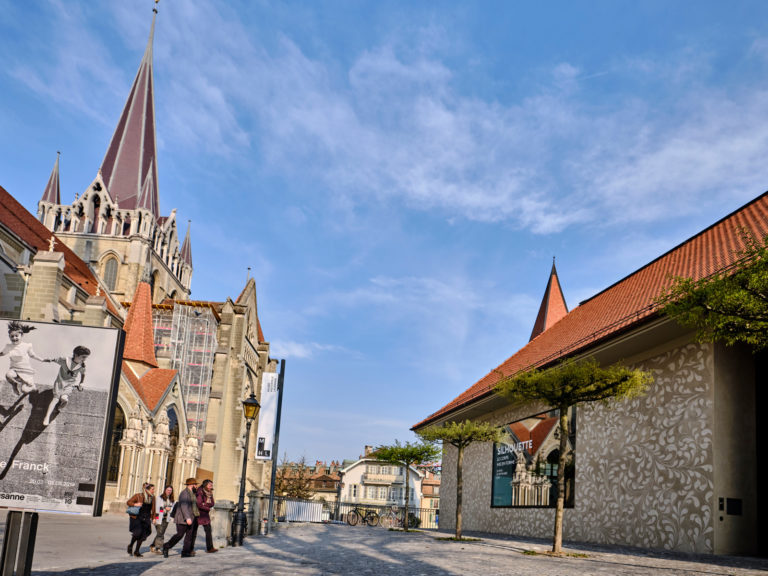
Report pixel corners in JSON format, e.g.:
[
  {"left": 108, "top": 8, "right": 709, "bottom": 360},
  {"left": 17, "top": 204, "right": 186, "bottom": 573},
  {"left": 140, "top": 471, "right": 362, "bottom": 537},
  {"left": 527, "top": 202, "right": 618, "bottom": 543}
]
[
  {"left": 150, "top": 485, "right": 174, "bottom": 553},
  {"left": 162, "top": 477, "right": 200, "bottom": 558},
  {"left": 126, "top": 483, "right": 155, "bottom": 557},
  {"left": 196, "top": 479, "right": 217, "bottom": 553}
]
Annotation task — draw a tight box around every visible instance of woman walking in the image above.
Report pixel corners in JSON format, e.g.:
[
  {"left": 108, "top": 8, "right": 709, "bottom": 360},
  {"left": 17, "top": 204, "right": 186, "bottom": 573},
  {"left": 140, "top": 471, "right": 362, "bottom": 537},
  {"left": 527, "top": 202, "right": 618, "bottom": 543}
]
[
  {"left": 150, "top": 485, "right": 174, "bottom": 553},
  {"left": 126, "top": 483, "right": 155, "bottom": 557},
  {"left": 196, "top": 479, "right": 218, "bottom": 553}
]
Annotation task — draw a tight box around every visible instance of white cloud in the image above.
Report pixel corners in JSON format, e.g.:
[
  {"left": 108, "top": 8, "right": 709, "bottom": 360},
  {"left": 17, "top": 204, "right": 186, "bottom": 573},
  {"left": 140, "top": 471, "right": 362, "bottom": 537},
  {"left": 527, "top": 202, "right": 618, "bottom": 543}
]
[{"left": 270, "top": 340, "right": 352, "bottom": 360}]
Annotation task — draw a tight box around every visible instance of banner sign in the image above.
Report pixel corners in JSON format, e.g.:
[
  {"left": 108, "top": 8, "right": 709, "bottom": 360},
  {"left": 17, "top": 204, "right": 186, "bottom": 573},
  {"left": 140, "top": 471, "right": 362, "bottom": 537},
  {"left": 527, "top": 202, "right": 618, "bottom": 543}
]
[
  {"left": 254, "top": 371, "right": 278, "bottom": 460},
  {"left": 0, "top": 319, "right": 122, "bottom": 516}
]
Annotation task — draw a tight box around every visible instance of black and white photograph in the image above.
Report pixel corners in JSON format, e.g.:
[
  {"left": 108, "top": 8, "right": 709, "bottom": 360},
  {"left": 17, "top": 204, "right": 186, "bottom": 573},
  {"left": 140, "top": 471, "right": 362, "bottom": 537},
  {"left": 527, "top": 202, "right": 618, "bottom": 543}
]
[{"left": 0, "top": 319, "right": 121, "bottom": 515}]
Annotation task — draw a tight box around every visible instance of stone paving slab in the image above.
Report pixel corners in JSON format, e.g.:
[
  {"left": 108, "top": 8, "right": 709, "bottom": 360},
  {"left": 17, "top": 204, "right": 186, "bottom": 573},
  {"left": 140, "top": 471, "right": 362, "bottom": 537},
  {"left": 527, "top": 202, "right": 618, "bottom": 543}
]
[{"left": 2, "top": 512, "right": 767, "bottom": 575}]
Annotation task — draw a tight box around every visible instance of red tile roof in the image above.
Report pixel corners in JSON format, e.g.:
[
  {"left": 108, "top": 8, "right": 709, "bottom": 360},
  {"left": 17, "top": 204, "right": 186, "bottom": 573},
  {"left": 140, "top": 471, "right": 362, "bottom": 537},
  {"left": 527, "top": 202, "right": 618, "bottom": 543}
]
[
  {"left": 0, "top": 185, "right": 120, "bottom": 318},
  {"left": 415, "top": 192, "right": 768, "bottom": 429},
  {"left": 122, "top": 281, "right": 158, "bottom": 367},
  {"left": 529, "top": 261, "right": 568, "bottom": 341},
  {"left": 122, "top": 361, "right": 176, "bottom": 411}
]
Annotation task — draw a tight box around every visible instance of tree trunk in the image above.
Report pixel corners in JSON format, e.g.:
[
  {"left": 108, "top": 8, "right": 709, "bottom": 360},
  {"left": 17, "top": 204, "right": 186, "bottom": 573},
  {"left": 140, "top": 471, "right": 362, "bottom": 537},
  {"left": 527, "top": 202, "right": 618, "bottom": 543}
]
[
  {"left": 455, "top": 443, "right": 464, "bottom": 539},
  {"left": 404, "top": 463, "right": 410, "bottom": 531},
  {"left": 552, "top": 408, "right": 569, "bottom": 554}
]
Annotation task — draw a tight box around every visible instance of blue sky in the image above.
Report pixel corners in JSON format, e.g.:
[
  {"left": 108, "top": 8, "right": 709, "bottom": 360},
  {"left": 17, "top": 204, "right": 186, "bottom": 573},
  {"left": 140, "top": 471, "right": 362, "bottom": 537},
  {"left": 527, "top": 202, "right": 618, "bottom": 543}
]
[{"left": 2, "top": 1, "right": 768, "bottom": 463}]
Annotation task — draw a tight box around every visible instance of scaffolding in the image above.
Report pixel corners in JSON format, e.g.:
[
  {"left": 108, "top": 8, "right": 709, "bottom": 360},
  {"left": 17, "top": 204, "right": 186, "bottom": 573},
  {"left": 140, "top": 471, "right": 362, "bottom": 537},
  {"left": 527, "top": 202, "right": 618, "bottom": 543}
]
[{"left": 152, "top": 303, "right": 218, "bottom": 444}]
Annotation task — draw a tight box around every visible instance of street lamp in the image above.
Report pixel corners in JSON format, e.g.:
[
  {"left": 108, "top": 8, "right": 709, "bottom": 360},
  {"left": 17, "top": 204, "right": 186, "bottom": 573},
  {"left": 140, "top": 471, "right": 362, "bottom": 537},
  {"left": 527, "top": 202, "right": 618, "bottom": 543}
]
[{"left": 231, "top": 391, "right": 260, "bottom": 546}]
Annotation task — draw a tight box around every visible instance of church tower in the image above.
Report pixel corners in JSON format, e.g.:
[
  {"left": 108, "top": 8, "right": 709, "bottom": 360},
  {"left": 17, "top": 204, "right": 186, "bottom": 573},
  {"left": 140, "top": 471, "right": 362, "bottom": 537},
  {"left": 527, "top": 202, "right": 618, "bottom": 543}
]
[
  {"left": 37, "top": 3, "right": 192, "bottom": 304},
  {"left": 529, "top": 258, "right": 568, "bottom": 341}
]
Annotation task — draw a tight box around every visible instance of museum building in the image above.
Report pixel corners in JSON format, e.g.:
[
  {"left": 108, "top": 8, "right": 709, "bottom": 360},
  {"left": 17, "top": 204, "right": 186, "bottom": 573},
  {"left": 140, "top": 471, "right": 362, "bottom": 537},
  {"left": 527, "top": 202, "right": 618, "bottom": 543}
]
[{"left": 414, "top": 193, "right": 767, "bottom": 556}]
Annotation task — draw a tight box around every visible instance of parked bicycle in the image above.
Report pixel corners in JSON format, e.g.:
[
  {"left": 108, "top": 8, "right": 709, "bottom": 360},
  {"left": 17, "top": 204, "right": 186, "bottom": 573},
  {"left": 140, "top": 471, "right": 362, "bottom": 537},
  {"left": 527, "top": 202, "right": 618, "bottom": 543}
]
[
  {"left": 378, "top": 506, "right": 403, "bottom": 529},
  {"left": 346, "top": 506, "right": 379, "bottom": 527}
]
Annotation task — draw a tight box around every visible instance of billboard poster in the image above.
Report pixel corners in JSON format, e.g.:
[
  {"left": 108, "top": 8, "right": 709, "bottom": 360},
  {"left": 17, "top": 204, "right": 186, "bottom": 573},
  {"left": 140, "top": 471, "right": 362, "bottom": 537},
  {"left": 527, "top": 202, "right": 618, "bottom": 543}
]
[
  {"left": 254, "top": 371, "right": 278, "bottom": 460},
  {"left": 491, "top": 407, "right": 576, "bottom": 508},
  {"left": 0, "top": 319, "right": 122, "bottom": 516}
]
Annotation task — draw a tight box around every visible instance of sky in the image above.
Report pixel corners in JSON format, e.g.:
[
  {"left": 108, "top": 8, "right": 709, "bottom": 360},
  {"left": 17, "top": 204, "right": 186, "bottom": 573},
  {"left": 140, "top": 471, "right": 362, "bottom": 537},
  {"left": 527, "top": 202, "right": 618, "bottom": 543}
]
[{"left": 1, "top": 1, "right": 768, "bottom": 464}]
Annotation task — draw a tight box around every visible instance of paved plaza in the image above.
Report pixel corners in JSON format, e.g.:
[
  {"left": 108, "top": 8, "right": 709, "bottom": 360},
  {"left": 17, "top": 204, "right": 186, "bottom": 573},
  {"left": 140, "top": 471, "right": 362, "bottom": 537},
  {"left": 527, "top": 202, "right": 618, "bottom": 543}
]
[{"left": 2, "top": 512, "right": 767, "bottom": 575}]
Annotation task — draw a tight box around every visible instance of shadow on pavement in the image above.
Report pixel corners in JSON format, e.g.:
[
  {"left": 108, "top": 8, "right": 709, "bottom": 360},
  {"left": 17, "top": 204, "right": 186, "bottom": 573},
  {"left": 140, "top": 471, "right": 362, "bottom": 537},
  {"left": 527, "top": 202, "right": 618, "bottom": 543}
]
[{"left": 33, "top": 560, "right": 162, "bottom": 576}]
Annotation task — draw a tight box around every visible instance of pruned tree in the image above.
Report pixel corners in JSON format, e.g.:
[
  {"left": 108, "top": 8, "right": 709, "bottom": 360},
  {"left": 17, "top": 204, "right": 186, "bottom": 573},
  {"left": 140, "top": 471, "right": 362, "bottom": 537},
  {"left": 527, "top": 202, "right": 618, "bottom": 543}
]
[
  {"left": 417, "top": 420, "right": 501, "bottom": 539},
  {"left": 373, "top": 440, "right": 440, "bottom": 531},
  {"left": 658, "top": 231, "right": 768, "bottom": 350},
  {"left": 495, "top": 358, "right": 652, "bottom": 553},
  {"left": 275, "top": 454, "right": 315, "bottom": 499}
]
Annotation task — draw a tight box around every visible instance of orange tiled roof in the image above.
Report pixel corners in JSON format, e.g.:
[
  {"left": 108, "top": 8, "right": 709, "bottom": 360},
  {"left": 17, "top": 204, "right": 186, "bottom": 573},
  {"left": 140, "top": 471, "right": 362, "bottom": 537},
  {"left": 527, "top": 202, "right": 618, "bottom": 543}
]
[
  {"left": 529, "top": 261, "right": 568, "bottom": 341},
  {"left": 414, "top": 192, "right": 768, "bottom": 429},
  {"left": 0, "top": 185, "right": 120, "bottom": 318},
  {"left": 122, "top": 361, "right": 177, "bottom": 412},
  {"left": 137, "top": 368, "right": 177, "bottom": 412},
  {"left": 122, "top": 282, "right": 158, "bottom": 367}
]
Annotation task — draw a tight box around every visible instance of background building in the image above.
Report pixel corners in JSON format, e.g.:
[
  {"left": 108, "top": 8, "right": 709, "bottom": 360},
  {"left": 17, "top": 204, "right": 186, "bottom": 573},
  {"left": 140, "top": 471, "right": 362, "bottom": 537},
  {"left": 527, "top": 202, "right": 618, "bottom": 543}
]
[{"left": 415, "top": 193, "right": 768, "bottom": 556}]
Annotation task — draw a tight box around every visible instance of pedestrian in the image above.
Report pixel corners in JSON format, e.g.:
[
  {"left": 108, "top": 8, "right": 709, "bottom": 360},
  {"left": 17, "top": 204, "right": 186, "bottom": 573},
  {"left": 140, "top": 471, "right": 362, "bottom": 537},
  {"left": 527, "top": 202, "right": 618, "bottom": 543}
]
[
  {"left": 196, "top": 479, "right": 218, "bottom": 553},
  {"left": 126, "top": 483, "right": 155, "bottom": 557},
  {"left": 162, "top": 477, "right": 199, "bottom": 558},
  {"left": 42, "top": 345, "right": 90, "bottom": 426},
  {"left": 150, "top": 485, "right": 174, "bottom": 554}
]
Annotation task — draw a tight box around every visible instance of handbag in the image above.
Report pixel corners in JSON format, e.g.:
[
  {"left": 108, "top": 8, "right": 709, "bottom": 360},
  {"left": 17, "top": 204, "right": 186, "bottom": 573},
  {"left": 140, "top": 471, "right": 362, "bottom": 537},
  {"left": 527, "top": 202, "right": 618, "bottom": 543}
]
[{"left": 126, "top": 505, "right": 141, "bottom": 516}]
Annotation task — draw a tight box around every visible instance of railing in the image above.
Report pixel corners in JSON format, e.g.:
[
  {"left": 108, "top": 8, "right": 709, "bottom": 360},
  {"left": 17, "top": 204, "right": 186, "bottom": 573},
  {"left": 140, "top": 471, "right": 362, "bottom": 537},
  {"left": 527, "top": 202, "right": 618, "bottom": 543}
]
[{"left": 270, "top": 497, "right": 439, "bottom": 530}]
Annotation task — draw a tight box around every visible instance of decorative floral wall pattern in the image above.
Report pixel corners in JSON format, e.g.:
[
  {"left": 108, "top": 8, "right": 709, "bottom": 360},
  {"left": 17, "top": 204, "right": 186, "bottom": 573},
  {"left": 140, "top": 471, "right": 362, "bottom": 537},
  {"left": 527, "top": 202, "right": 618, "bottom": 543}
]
[{"left": 439, "top": 342, "right": 715, "bottom": 553}]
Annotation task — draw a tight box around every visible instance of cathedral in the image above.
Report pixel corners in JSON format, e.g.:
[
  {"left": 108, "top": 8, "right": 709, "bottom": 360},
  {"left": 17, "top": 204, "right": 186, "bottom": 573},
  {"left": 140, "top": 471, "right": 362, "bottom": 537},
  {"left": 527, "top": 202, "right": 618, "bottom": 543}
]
[{"left": 1, "top": 4, "right": 275, "bottom": 510}]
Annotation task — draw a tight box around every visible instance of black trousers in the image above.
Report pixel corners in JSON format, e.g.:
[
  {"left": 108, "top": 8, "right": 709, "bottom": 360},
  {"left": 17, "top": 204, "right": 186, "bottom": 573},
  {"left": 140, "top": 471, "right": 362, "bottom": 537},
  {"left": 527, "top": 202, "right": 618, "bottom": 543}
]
[{"left": 163, "top": 520, "right": 197, "bottom": 555}]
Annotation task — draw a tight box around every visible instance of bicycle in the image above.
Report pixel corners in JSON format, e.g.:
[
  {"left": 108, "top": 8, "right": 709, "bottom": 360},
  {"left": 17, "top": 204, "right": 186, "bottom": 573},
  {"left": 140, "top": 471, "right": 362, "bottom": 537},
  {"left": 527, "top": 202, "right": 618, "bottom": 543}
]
[
  {"left": 378, "top": 506, "right": 403, "bottom": 529},
  {"left": 346, "top": 506, "right": 379, "bottom": 527}
]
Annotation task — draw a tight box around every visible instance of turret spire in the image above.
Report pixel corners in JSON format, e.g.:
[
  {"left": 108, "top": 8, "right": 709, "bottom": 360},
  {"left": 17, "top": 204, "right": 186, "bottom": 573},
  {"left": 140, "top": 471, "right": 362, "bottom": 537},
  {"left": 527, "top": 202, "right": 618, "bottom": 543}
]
[
  {"left": 529, "top": 258, "right": 569, "bottom": 341},
  {"left": 181, "top": 220, "right": 193, "bottom": 267},
  {"left": 41, "top": 151, "right": 61, "bottom": 204},
  {"left": 98, "top": 3, "right": 160, "bottom": 218}
]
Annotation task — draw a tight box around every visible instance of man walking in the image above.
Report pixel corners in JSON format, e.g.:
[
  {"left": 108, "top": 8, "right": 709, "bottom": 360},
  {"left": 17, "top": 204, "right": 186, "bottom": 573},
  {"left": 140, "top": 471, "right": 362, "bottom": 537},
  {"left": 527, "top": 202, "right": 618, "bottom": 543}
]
[{"left": 162, "top": 478, "right": 199, "bottom": 558}]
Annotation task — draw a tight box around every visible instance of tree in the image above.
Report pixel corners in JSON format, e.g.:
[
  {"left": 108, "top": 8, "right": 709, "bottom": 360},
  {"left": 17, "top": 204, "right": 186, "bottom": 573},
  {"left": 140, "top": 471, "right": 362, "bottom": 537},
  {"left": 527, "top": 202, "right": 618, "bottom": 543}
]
[
  {"left": 275, "top": 454, "right": 315, "bottom": 499},
  {"left": 495, "top": 357, "right": 652, "bottom": 554},
  {"left": 417, "top": 420, "right": 501, "bottom": 540},
  {"left": 658, "top": 231, "right": 768, "bottom": 350},
  {"left": 373, "top": 440, "right": 441, "bottom": 531}
]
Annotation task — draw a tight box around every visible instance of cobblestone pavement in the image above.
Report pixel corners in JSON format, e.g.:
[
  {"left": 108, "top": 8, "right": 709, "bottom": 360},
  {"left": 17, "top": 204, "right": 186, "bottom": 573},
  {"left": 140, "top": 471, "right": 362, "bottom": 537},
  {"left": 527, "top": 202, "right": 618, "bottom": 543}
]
[{"left": 3, "top": 512, "right": 767, "bottom": 575}]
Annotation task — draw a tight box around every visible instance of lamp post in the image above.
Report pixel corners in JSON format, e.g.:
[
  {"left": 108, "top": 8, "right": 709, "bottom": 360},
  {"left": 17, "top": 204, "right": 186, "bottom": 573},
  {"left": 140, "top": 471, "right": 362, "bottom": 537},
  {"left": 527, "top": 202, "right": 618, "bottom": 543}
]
[{"left": 231, "top": 392, "right": 260, "bottom": 546}]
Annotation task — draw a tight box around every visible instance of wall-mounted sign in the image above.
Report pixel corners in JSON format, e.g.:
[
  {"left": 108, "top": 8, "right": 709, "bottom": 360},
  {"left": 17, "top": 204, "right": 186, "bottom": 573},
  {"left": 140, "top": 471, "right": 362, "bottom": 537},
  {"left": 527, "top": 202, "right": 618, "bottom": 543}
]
[{"left": 491, "top": 407, "right": 576, "bottom": 508}]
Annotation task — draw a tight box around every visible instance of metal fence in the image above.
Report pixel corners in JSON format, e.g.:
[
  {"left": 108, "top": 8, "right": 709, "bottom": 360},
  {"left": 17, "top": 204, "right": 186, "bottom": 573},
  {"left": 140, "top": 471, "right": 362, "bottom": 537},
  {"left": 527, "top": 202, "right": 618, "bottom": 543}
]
[{"left": 272, "top": 498, "right": 439, "bottom": 530}]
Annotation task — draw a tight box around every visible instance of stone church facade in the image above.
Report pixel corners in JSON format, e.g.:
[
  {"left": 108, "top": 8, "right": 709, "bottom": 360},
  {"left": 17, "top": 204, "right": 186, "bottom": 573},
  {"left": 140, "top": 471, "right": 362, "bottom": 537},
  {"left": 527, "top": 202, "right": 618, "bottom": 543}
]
[{"left": 1, "top": 4, "right": 275, "bottom": 512}]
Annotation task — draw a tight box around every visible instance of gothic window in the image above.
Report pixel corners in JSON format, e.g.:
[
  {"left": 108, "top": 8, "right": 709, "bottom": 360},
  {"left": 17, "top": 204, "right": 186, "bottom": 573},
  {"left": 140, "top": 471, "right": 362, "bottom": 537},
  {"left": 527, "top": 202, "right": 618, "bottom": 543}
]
[
  {"left": 103, "top": 257, "right": 118, "bottom": 291},
  {"left": 165, "top": 407, "right": 180, "bottom": 488},
  {"left": 106, "top": 405, "right": 126, "bottom": 482},
  {"left": 90, "top": 195, "right": 101, "bottom": 233}
]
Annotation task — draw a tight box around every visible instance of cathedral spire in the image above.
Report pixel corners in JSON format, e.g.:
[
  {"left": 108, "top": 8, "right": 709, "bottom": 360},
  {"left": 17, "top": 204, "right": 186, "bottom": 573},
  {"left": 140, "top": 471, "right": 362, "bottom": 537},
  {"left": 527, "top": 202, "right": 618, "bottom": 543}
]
[
  {"left": 180, "top": 220, "right": 192, "bottom": 267},
  {"left": 529, "top": 258, "right": 569, "bottom": 341},
  {"left": 41, "top": 151, "right": 61, "bottom": 204},
  {"left": 98, "top": 3, "right": 160, "bottom": 218}
]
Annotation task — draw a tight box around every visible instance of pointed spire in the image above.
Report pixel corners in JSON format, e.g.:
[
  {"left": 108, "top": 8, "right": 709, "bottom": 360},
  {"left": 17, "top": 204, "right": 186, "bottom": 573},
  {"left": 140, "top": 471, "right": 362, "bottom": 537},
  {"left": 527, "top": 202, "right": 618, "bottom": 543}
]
[
  {"left": 41, "top": 151, "right": 61, "bottom": 204},
  {"left": 529, "top": 258, "right": 569, "bottom": 341},
  {"left": 180, "top": 220, "right": 192, "bottom": 266},
  {"left": 123, "top": 281, "right": 159, "bottom": 367},
  {"left": 98, "top": 4, "right": 160, "bottom": 218}
]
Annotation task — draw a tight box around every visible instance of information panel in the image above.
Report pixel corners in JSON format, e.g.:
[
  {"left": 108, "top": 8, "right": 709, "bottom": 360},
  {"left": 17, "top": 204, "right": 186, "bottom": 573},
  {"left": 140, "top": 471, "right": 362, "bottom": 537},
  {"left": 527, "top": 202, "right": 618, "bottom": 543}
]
[
  {"left": 491, "top": 407, "right": 576, "bottom": 508},
  {"left": 0, "top": 319, "right": 122, "bottom": 516}
]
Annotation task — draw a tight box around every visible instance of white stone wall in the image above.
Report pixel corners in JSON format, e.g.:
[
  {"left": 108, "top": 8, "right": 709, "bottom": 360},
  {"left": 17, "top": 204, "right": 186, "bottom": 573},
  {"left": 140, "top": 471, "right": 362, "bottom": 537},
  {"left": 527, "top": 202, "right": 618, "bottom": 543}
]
[{"left": 439, "top": 342, "right": 715, "bottom": 553}]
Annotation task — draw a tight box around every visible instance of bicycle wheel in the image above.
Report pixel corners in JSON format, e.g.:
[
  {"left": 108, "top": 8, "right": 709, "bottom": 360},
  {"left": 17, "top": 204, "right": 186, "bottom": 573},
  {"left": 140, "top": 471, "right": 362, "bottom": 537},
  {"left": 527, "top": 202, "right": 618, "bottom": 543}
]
[
  {"left": 346, "top": 510, "right": 359, "bottom": 526},
  {"left": 366, "top": 511, "right": 379, "bottom": 527},
  {"left": 380, "top": 512, "right": 394, "bottom": 528}
]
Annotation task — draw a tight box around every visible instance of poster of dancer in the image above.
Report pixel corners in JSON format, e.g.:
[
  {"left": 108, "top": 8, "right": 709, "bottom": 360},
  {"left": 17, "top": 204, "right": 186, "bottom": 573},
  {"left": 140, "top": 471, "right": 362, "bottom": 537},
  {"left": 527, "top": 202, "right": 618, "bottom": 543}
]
[{"left": 0, "top": 319, "right": 122, "bottom": 516}]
